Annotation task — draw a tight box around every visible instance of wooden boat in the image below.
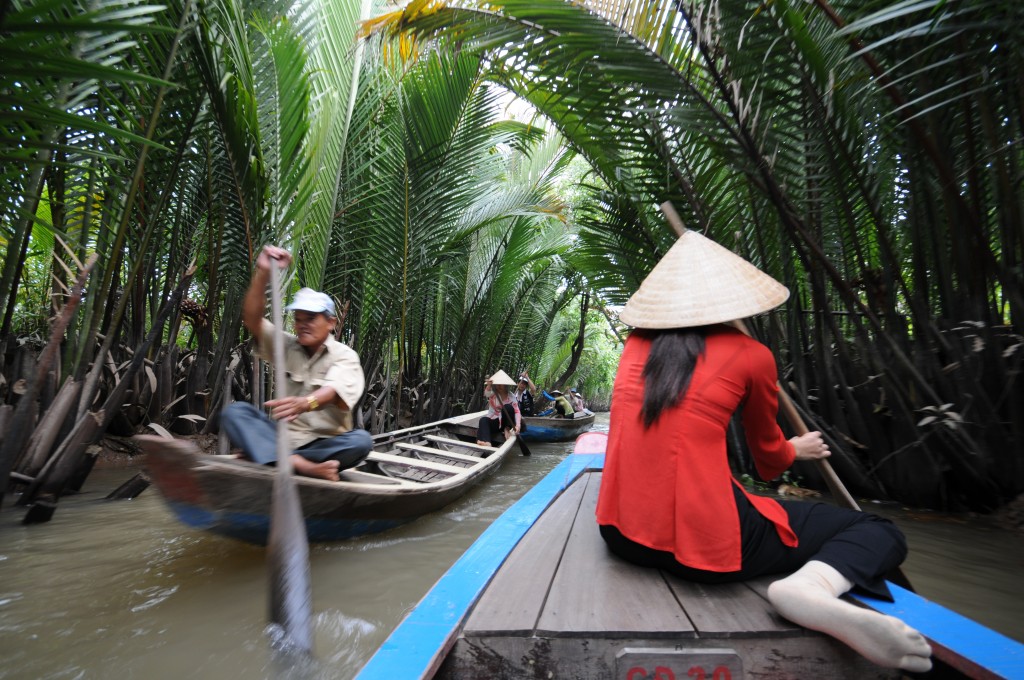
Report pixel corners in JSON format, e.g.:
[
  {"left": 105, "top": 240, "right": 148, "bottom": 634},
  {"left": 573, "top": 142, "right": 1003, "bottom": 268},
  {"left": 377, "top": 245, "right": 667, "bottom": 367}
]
[
  {"left": 519, "top": 410, "right": 596, "bottom": 442},
  {"left": 444, "top": 409, "right": 596, "bottom": 443},
  {"left": 356, "top": 432, "right": 1024, "bottom": 680},
  {"left": 136, "top": 411, "right": 517, "bottom": 545}
]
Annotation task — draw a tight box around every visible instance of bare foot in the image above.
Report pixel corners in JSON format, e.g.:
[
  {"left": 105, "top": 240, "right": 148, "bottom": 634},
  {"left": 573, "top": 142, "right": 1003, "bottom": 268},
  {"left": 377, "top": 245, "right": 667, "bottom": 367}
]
[
  {"left": 476, "top": 440, "right": 491, "bottom": 447},
  {"left": 290, "top": 454, "right": 340, "bottom": 482},
  {"left": 768, "top": 562, "right": 932, "bottom": 672},
  {"left": 841, "top": 608, "right": 933, "bottom": 672}
]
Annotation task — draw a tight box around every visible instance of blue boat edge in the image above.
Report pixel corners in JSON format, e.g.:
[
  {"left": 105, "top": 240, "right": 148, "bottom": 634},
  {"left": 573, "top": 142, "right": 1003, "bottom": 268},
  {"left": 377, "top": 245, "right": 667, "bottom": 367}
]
[
  {"left": 354, "top": 452, "right": 605, "bottom": 679},
  {"left": 355, "top": 450, "right": 1024, "bottom": 680}
]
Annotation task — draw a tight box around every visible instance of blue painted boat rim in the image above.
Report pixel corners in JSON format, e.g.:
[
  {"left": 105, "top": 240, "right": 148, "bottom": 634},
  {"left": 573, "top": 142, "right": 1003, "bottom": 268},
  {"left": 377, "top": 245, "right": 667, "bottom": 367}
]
[
  {"left": 851, "top": 584, "right": 1024, "bottom": 678},
  {"left": 354, "top": 452, "right": 605, "bottom": 680}
]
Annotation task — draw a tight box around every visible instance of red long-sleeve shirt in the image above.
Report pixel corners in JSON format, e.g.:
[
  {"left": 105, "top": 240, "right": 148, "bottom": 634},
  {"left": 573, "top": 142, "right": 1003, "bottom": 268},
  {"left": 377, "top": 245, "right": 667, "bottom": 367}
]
[{"left": 595, "top": 325, "right": 797, "bottom": 572}]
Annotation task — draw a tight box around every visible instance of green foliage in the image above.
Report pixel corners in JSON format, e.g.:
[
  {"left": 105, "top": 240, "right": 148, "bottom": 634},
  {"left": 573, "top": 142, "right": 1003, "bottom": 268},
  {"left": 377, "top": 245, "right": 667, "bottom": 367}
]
[
  {"left": 4, "top": 0, "right": 1022, "bottom": 511},
  {"left": 363, "top": 0, "right": 1024, "bottom": 510}
]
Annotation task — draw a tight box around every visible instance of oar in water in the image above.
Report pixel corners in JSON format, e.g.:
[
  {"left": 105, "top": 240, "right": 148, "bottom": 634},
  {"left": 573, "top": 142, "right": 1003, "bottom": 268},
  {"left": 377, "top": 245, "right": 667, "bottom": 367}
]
[
  {"left": 266, "top": 259, "right": 314, "bottom": 654},
  {"left": 516, "top": 433, "right": 532, "bottom": 457}
]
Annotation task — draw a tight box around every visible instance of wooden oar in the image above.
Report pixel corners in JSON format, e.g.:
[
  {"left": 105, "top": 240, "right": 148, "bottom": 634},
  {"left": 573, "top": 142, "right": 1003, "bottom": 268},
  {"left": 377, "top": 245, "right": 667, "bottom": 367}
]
[
  {"left": 516, "top": 432, "right": 532, "bottom": 457},
  {"left": 730, "top": 317, "right": 861, "bottom": 509},
  {"left": 266, "top": 259, "right": 314, "bottom": 654}
]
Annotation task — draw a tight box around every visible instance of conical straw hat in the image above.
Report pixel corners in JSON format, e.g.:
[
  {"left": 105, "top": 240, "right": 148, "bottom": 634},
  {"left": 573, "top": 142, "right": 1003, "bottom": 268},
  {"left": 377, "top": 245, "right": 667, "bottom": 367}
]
[
  {"left": 488, "top": 369, "right": 517, "bottom": 386},
  {"left": 619, "top": 230, "right": 789, "bottom": 329}
]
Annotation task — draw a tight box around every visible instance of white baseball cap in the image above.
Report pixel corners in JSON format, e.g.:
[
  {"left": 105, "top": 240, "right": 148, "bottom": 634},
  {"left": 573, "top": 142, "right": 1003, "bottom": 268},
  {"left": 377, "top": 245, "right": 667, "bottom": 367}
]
[{"left": 285, "top": 288, "right": 336, "bottom": 316}]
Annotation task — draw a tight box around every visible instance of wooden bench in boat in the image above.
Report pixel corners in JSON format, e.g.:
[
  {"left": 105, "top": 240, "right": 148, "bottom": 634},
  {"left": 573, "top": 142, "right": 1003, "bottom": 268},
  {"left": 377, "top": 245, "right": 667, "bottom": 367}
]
[
  {"left": 365, "top": 451, "right": 467, "bottom": 475},
  {"left": 396, "top": 442, "right": 483, "bottom": 464},
  {"left": 422, "top": 435, "right": 492, "bottom": 453}
]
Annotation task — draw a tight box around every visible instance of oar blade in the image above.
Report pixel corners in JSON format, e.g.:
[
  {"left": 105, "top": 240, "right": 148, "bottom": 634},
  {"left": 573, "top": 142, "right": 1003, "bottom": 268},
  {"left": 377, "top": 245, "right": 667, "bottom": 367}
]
[{"left": 267, "top": 471, "right": 314, "bottom": 653}]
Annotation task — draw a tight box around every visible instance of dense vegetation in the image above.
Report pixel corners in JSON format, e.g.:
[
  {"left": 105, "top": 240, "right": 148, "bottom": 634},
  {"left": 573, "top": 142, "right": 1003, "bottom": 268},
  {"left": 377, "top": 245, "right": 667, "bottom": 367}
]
[{"left": 1, "top": 0, "right": 1021, "bottom": 513}]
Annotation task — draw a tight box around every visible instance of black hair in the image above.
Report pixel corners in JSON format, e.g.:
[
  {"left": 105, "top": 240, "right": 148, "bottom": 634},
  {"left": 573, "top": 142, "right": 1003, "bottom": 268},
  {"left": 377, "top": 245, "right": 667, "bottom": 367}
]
[{"left": 640, "top": 327, "right": 707, "bottom": 428}]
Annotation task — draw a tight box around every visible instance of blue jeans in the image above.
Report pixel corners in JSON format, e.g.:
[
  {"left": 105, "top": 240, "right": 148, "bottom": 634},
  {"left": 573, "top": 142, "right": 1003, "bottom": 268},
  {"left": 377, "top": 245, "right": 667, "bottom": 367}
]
[{"left": 221, "top": 402, "right": 373, "bottom": 469}]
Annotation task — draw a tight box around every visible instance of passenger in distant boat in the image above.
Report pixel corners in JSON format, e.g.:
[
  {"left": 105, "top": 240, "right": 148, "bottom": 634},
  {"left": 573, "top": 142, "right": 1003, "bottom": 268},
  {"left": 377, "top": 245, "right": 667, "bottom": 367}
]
[
  {"left": 476, "top": 370, "right": 522, "bottom": 447},
  {"left": 569, "top": 388, "right": 587, "bottom": 413},
  {"left": 548, "top": 390, "right": 575, "bottom": 418},
  {"left": 595, "top": 229, "right": 932, "bottom": 673},
  {"left": 515, "top": 373, "right": 536, "bottom": 417},
  {"left": 221, "top": 245, "right": 373, "bottom": 483}
]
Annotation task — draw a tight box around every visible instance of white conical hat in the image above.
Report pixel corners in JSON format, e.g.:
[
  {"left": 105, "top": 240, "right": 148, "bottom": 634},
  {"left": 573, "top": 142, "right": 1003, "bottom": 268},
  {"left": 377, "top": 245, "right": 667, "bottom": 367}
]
[
  {"left": 619, "top": 230, "right": 789, "bottom": 329},
  {"left": 488, "top": 369, "right": 517, "bottom": 386}
]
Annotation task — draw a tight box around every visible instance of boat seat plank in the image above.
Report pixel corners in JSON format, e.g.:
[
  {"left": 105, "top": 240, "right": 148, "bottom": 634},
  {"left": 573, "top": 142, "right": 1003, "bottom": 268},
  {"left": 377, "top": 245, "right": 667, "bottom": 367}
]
[
  {"left": 463, "top": 472, "right": 593, "bottom": 635},
  {"left": 395, "top": 442, "right": 482, "bottom": 464},
  {"left": 423, "top": 435, "right": 493, "bottom": 453},
  {"left": 366, "top": 451, "right": 466, "bottom": 474},
  {"left": 536, "top": 472, "right": 695, "bottom": 637},
  {"left": 337, "top": 469, "right": 406, "bottom": 485},
  {"left": 665, "top": 577, "right": 800, "bottom": 638}
]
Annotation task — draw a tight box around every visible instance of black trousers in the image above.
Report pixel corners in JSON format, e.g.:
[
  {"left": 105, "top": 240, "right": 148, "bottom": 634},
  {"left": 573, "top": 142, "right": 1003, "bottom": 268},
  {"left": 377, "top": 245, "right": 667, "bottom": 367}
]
[
  {"left": 600, "top": 484, "right": 906, "bottom": 601},
  {"left": 477, "top": 404, "right": 517, "bottom": 443}
]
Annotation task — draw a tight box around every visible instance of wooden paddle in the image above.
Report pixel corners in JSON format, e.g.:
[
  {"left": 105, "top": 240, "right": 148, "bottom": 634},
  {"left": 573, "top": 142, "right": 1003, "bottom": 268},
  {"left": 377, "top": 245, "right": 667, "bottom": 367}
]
[
  {"left": 515, "top": 369, "right": 532, "bottom": 456},
  {"left": 658, "top": 201, "right": 914, "bottom": 590},
  {"left": 516, "top": 431, "right": 532, "bottom": 457},
  {"left": 266, "top": 258, "right": 314, "bottom": 654}
]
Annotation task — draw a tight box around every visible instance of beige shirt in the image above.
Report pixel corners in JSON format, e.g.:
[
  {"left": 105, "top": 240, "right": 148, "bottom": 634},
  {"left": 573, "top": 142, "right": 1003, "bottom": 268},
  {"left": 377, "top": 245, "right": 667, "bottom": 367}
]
[{"left": 258, "top": 320, "right": 365, "bottom": 449}]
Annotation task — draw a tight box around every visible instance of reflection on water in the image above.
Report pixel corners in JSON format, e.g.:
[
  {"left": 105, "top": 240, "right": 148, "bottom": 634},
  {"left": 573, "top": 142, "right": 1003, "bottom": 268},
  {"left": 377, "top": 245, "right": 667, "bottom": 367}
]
[{"left": 0, "top": 416, "right": 1021, "bottom": 679}]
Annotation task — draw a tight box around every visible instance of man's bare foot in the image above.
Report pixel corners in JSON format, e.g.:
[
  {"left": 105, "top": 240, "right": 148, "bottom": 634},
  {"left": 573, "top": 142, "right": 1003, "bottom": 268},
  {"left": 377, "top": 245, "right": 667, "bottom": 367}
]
[
  {"left": 290, "top": 454, "right": 340, "bottom": 482},
  {"left": 476, "top": 440, "right": 491, "bottom": 447}
]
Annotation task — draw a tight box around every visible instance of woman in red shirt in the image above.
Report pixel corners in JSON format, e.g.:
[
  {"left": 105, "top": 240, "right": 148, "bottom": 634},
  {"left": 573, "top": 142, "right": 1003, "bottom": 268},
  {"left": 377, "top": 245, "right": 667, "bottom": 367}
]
[{"left": 596, "top": 229, "right": 932, "bottom": 673}]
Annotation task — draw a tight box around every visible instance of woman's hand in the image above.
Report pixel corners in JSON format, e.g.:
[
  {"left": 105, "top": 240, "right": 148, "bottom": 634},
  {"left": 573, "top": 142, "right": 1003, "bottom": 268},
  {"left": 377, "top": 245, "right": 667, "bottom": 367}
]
[{"left": 791, "top": 431, "right": 830, "bottom": 461}]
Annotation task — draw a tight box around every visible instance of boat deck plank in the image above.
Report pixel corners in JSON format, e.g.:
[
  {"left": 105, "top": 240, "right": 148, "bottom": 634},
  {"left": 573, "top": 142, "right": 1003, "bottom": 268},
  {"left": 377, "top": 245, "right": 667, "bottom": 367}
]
[
  {"left": 396, "top": 442, "right": 482, "bottom": 464},
  {"left": 536, "top": 473, "right": 695, "bottom": 636},
  {"left": 445, "top": 469, "right": 896, "bottom": 679},
  {"left": 422, "top": 435, "right": 492, "bottom": 453},
  {"left": 665, "top": 576, "right": 799, "bottom": 638},
  {"left": 366, "top": 451, "right": 467, "bottom": 473},
  {"left": 463, "top": 471, "right": 591, "bottom": 635}
]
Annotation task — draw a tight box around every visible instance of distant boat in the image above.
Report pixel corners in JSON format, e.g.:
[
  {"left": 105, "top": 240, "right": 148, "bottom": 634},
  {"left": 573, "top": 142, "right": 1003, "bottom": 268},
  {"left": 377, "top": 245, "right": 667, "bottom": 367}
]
[
  {"left": 356, "top": 432, "right": 1024, "bottom": 680},
  {"left": 520, "top": 411, "right": 596, "bottom": 442},
  {"left": 137, "top": 411, "right": 516, "bottom": 544},
  {"left": 444, "top": 409, "right": 596, "bottom": 443}
]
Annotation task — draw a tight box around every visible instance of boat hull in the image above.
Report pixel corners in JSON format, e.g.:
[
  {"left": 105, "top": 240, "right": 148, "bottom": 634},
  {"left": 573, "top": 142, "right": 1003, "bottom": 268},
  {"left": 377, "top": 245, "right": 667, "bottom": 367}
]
[
  {"left": 519, "top": 412, "right": 595, "bottom": 442},
  {"left": 141, "top": 412, "right": 514, "bottom": 544}
]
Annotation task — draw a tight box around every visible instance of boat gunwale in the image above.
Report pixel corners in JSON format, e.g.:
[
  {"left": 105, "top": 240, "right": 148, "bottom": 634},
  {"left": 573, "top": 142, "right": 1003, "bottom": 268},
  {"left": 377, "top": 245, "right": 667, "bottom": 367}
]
[{"left": 142, "top": 410, "right": 514, "bottom": 497}]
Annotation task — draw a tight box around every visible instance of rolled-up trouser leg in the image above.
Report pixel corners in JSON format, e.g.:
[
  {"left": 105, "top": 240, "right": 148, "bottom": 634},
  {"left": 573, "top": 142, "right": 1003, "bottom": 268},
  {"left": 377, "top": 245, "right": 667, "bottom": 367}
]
[
  {"left": 220, "top": 402, "right": 279, "bottom": 464},
  {"left": 295, "top": 429, "right": 374, "bottom": 470}
]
